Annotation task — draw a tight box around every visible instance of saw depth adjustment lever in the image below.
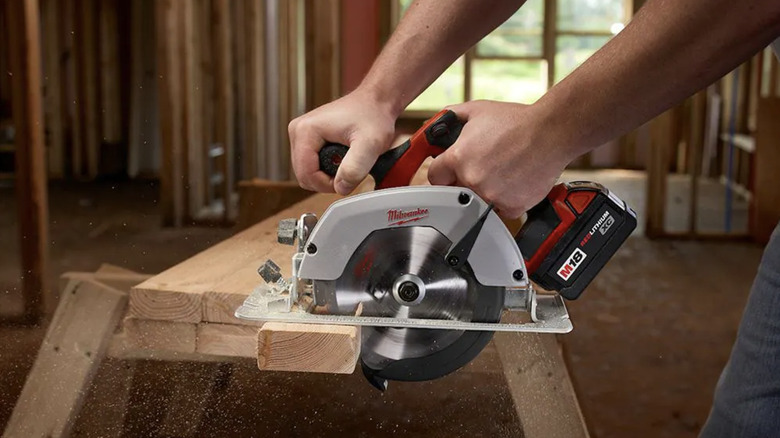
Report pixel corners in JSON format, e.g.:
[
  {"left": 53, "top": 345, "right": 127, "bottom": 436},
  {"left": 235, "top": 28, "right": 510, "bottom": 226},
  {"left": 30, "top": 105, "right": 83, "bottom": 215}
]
[{"left": 318, "top": 109, "right": 461, "bottom": 188}]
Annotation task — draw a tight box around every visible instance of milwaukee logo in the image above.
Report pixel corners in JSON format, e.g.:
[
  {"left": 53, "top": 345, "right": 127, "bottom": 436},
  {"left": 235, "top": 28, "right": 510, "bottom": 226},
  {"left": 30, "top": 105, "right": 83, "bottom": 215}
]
[
  {"left": 557, "top": 248, "right": 587, "bottom": 281},
  {"left": 387, "top": 208, "right": 429, "bottom": 226}
]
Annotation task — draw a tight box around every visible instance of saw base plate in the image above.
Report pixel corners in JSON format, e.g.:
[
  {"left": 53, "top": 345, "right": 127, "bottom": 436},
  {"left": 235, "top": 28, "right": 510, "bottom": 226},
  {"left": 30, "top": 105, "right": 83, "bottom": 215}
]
[{"left": 235, "top": 288, "right": 572, "bottom": 334}]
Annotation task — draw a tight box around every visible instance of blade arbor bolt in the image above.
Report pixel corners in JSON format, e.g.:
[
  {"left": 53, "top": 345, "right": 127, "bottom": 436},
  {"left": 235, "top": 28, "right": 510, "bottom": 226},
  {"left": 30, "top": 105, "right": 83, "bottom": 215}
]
[{"left": 398, "top": 281, "right": 420, "bottom": 302}]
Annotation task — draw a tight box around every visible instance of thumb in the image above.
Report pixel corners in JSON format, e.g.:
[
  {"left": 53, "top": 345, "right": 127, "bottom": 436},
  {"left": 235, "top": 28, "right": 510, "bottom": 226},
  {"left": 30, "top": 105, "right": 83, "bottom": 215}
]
[
  {"left": 444, "top": 100, "right": 479, "bottom": 122},
  {"left": 333, "top": 136, "right": 386, "bottom": 195},
  {"left": 427, "top": 151, "right": 457, "bottom": 186}
]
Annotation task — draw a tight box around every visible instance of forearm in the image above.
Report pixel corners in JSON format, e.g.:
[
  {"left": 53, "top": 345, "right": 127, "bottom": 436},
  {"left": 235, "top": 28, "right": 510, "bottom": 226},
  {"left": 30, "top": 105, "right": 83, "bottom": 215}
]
[
  {"left": 359, "top": 0, "right": 524, "bottom": 117},
  {"left": 537, "top": 0, "right": 780, "bottom": 161}
]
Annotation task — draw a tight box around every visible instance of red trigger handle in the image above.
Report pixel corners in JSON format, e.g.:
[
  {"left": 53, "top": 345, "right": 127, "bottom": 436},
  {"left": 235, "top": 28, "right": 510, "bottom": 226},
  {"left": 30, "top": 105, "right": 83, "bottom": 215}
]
[{"left": 318, "top": 109, "right": 462, "bottom": 189}]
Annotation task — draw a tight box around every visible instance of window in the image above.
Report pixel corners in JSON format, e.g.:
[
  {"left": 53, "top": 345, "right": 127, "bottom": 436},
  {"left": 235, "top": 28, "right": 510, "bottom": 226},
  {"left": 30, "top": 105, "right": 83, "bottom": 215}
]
[{"left": 394, "top": 0, "right": 631, "bottom": 113}]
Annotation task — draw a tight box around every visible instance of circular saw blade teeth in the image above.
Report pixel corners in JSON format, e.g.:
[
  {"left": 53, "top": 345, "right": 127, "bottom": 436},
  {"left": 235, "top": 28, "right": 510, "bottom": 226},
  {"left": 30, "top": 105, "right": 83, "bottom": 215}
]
[{"left": 317, "top": 226, "right": 503, "bottom": 380}]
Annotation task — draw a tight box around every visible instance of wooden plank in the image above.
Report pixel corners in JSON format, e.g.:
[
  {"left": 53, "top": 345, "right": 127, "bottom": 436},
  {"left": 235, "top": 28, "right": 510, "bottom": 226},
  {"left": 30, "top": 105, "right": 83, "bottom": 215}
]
[
  {"left": 156, "top": 0, "right": 185, "bottom": 226},
  {"left": 116, "top": 317, "right": 197, "bottom": 355},
  {"left": 494, "top": 325, "right": 589, "bottom": 438},
  {"left": 130, "top": 193, "right": 340, "bottom": 323},
  {"left": 236, "top": 178, "right": 312, "bottom": 230},
  {"left": 197, "top": 323, "right": 258, "bottom": 357},
  {"left": 753, "top": 97, "right": 780, "bottom": 243},
  {"left": 60, "top": 271, "right": 151, "bottom": 294},
  {"left": 41, "top": 0, "right": 65, "bottom": 178},
  {"left": 3, "top": 279, "right": 127, "bottom": 438},
  {"left": 213, "top": 0, "right": 234, "bottom": 221},
  {"left": 257, "top": 322, "right": 359, "bottom": 374},
  {"left": 5, "top": 0, "right": 49, "bottom": 322}
]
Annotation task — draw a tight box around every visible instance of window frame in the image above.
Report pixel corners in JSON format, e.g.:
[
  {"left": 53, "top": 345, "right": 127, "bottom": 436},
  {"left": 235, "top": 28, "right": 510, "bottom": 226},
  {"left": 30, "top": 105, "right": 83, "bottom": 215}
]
[{"left": 389, "top": 0, "right": 633, "bottom": 119}]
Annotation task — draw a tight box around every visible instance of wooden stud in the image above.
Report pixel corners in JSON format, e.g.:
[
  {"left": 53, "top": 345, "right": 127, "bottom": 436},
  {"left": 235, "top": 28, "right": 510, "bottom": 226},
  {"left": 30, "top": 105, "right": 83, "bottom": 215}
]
[
  {"left": 257, "top": 322, "right": 360, "bottom": 374},
  {"left": 74, "top": 0, "right": 101, "bottom": 178},
  {"left": 494, "top": 323, "right": 589, "bottom": 437},
  {"left": 196, "top": 0, "right": 214, "bottom": 207},
  {"left": 197, "top": 323, "right": 259, "bottom": 357},
  {"left": 41, "top": 0, "right": 65, "bottom": 178},
  {"left": 5, "top": 0, "right": 49, "bottom": 322},
  {"left": 646, "top": 107, "right": 676, "bottom": 237},
  {"left": 3, "top": 280, "right": 127, "bottom": 437},
  {"left": 213, "top": 0, "right": 234, "bottom": 220},
  {"left": 156, "top": 0, "right": 186, "bottom": 226},
  {"left": 753, "top": 97, "right": 780, "bottom": 243},
  {"left": 233, "top": 0, "right": 250, "bottom": 181},
  {"left": 688, "top": 91, "right": 707, "bottom": 234},
  {"left": 99, "top": 0, "right": 121, "bottom": 144},
  {"left": 245, "top": 0, "right": 266, "bottom": 179}
]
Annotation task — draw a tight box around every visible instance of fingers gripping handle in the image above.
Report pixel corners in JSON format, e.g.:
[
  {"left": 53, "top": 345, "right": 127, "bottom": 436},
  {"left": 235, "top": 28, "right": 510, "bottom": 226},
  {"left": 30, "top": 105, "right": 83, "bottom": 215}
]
[{"left": 317, "top": 109, "right": 462, "bottom": 189}]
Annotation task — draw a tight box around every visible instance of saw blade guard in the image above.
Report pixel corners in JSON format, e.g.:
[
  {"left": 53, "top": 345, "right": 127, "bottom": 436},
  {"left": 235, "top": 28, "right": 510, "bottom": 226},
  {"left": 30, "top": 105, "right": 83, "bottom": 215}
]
[{"left": 297, "top": 186, "right": 529, "bottom": 289}]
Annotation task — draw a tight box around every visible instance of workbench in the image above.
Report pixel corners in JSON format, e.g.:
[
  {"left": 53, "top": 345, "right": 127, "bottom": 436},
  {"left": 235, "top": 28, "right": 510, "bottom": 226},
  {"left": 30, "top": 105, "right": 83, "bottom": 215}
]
[{"left": 4, "top": 187, "right": 589, "bottom": 438}]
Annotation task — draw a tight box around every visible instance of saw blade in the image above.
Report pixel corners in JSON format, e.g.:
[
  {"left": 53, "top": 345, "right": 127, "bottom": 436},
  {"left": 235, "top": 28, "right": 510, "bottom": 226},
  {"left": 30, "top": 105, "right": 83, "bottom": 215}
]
[{"left": 312, "top": 226, "right": 504, "bottom": 380}]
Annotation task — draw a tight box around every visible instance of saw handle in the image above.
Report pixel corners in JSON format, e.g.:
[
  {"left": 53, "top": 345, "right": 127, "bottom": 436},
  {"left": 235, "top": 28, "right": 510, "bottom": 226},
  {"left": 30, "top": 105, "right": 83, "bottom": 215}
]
[{"left": 318, "top": 109, "right": 462, "bottom": 189}]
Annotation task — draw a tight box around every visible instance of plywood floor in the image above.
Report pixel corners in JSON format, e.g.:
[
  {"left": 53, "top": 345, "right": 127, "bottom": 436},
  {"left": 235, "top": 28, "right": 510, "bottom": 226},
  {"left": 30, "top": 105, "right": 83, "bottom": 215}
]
[{"left": 0, "top": 173, "right": 766, "bottom": 437}]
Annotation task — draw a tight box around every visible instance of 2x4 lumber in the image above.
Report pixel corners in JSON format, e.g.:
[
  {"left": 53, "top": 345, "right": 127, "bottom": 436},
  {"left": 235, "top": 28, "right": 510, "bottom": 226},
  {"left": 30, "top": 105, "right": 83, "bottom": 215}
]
[
  {"left": 41, "top": 0, "right": 65, "bottom": 178},
  {"left": 59, "top": 270, "right": 151, "bottom": 295},
  {"left": 494, "top": 322, "right": 589, "bottom": 437},
  {"left": 129, "top": 192, "right": 341, "bottom": 324},
  {"left": 3, "top": 279, "right": 127, "bottom": 438},
  {"left": 197, "top": 323, "right": 258, "bottom": 357},
  {"left": 5, "top": 0, "right": 48, "bottom": 322},
  {"left": 257, "top": 322, "right": 359, "bottom": 374},
  {"left": 156, "top": 0, "right": 186, "bottom": 226}
]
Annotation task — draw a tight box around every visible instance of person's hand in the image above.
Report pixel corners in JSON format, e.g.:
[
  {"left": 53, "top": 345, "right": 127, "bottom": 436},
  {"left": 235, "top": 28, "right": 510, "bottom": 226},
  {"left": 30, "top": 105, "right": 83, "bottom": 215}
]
[
  {"left": 428, "top": 100, "right": 576, "bottom": 219},
  {"left": 289, "top": 89, "right": 398, "bottom": 194}
]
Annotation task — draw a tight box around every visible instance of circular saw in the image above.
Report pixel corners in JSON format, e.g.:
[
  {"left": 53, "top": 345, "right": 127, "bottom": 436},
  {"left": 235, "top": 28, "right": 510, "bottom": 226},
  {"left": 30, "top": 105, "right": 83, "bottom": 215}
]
[{"left": 236, "top": 110, "right": 637, "bottom": 390}]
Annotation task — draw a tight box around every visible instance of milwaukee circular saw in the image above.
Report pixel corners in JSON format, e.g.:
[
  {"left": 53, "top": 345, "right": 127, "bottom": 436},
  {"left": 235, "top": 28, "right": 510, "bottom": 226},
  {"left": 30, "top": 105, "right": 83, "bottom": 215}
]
[{"left": 236, "top": 110, "right": 636, "bottom": 390}]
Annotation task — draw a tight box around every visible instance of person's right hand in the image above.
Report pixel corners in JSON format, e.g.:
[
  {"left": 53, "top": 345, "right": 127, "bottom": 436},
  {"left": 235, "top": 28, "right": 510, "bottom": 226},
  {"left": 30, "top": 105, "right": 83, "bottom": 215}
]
[{"left": 288, "top": 89, "right": 398, "bottom": 194}]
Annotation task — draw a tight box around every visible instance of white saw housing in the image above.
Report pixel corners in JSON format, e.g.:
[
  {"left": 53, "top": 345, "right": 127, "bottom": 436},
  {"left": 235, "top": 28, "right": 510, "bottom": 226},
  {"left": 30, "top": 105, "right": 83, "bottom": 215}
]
[{"left": 298, "top": 186, "right": 529, "bottom": 288}]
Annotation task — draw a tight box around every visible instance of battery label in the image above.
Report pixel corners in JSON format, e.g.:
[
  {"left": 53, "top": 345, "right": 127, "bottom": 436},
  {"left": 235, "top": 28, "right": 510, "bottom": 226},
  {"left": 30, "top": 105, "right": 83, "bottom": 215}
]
[{"left": 557, "top": 248, "right": 587, "bottom": 281}]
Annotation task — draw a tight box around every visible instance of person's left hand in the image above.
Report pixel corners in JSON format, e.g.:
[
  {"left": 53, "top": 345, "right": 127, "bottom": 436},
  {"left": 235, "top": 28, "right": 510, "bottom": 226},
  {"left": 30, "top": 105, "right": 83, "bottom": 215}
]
[{"left": 427, "top": 100, "right": 576, "bottom": 219}]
